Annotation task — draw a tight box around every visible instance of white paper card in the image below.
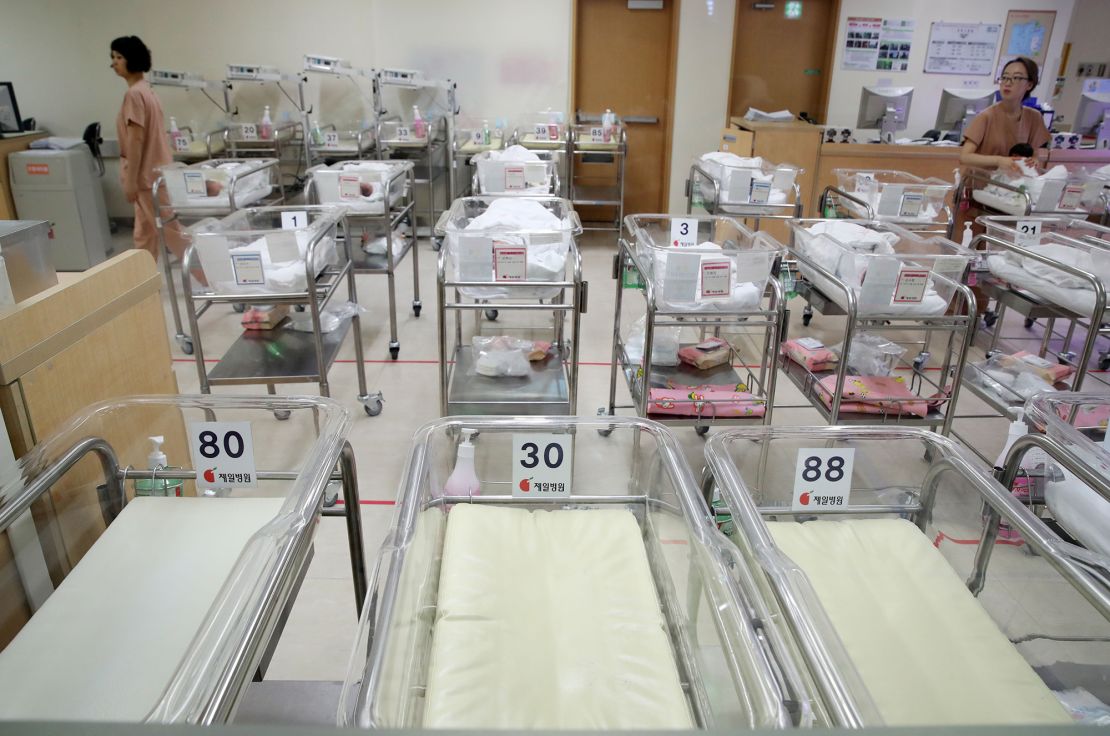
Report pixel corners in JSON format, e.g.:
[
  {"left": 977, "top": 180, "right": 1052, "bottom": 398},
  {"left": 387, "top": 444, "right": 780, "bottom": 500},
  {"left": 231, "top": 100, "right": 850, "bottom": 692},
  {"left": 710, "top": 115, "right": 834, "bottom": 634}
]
[
  {"left": 1015, "top": 220, "right": 1042, "bottom": 248},
  {"left": 899, "top": 191, "right": 924, "bottom": 218},
  {"left": 512, "top": 433, "right": 572, "bottom": 498},
  {"left": 792, "top": 447, "right": 854, "bottom": 511},
  {"left": 266, "top": 231, "right": 300, "bottom": 263},
  {"left": 239, "top": 123, "right": 258, "bottom": 141},
  {"left": 796, "top": 337, "right": 824, "bottom": 349},
  {"left": 504, "top": 165, "right": 526, "bottom": 191},
  {"left": 877, "top": 184, "right": 904, "bottom": 217},
  {"left": 533, "top": 123, "right": 549, "bottom": 139},
  {"left": 458, "top": 235, "right": 493, "bottom": 281},
  {"left": 194, "top": 235, "right": 235, "bottom": 284},
  {"left": 339, "top": 174, "right": 360, "bottom": 199},
  {"left": 189, "top": 421, "right": 258, "bottom": 489},
  {"left": 471, "top": 129, "right": 484, "bottom": 145},
  {"left": 183, "top": 170, "right": 206, "bottom": 196},
  {"left": 230, "top": 252, "right": 266, "bottom": 286},
  {"left": 590, "top": 126, "right": 605, "bottom": 142},
  {"left": 858, "top": 256, "right": 900, "bottom": 309},
  {"left": 728, "top": 169, "right": 753, "bottom": 203},
  {"left": 323, "top": 131, "right": 340, "bottom": 149},
  {"left": 749, "top": 180, "right": 772, "bottom": 204},
  {"left": 663, "top": 251, "right": 700, "bottom": 302},
  {"left": 772, "top": 168, "right": 796, "bottom": 190},
  {"left": 281, "top": 210, "right": 308, "bottom": 230},
  {"left": 733, "top": 250, "right": 772, "bottom": 284},
  {"left": 493, "top": 241, "right": 527, "bottom": 281},
  {"left": 670, "top": 218, "right": 698, "bottom": 248},
  {"left": 396, "top": 126, "right": 411, "bottom": 142},
  {"left": 1088, "top": 247, "right": 1110, "bottom": 283},
  {"left": 700, "top": 258, "right": 732, "bottom": 299},
  {"left": 1037, "top": 179, "right": 1066, "bottom": 210},
  {"left": 893, "top": 268, "right": 929, "bottom": 303},
  {"left": 173, "top": 135, "right": 190, "bottom": 152}
]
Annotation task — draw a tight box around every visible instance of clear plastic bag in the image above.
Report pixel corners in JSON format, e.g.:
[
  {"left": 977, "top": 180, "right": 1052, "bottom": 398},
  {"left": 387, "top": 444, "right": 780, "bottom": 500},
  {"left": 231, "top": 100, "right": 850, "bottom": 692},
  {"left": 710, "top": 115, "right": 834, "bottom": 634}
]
[
  {"left": 471, "top": 336, "right": 531, "bottom": 377},
  {"left": 287, "top": 300, "right": 365, "bottom": 333},
  {"left": 833, "top": 332, "right": 906, "bottom": 376},
  {"left": 974, "top": 353, "right": 1057, "bottom": 399},
  {"left": 624, "top": 316, "right": 680, "bottom": 366}
]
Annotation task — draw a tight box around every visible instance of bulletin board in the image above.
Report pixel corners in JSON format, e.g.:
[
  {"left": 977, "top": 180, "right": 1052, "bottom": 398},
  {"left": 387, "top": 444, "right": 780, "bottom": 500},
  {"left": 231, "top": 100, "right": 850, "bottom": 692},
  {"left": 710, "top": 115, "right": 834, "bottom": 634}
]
[{"left": 997, "top": 10, "right": 1056, "bottom": 78}]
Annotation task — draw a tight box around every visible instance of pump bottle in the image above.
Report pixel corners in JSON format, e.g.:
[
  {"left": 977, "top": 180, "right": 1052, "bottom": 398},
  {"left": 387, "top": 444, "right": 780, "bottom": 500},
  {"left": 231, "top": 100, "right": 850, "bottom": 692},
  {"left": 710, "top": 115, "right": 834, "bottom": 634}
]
[
  {"left": 260, "top": 105, "right": 274, "bottom": 140},
  {"left": 443, "top": 434, "right": 480, "bottom": 496}
]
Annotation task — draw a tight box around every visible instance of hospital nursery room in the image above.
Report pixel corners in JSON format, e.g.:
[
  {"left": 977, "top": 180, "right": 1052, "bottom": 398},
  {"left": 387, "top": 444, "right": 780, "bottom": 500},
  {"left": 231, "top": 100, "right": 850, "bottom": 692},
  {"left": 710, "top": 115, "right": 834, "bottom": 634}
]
[{"left": 3, "top": 0, "right": 1110, "bottom": 734}]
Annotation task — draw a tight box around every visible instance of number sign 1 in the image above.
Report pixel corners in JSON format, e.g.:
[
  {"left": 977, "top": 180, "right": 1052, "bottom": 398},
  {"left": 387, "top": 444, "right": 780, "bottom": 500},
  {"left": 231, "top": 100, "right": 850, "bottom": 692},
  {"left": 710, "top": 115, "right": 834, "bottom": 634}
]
[
  {"left": 512, "top": 433, "right": 572, "bottom": 497},
  {"left": 188, "top": 421, "right": 257, "bottom": 489},
  {"left": 791, "top": 447, "right": 854, "bottom": 511}
]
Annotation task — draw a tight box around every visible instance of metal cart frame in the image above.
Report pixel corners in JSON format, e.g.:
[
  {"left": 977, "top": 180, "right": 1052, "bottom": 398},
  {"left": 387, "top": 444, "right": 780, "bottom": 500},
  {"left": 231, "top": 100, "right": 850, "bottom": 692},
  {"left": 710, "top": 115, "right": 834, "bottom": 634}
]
[
  {"left": 340, "top": 414, "right": 798, "bottom": 730},
  {"left": 685, "top": 162, "right": 804, "bottom": 228},
  {"left": 435, "top": 198, "right": 587, "bottom": 416},
  {"left": 302, "top": 55, "right": 377, "bottom": 165},
  {"left": 704, "top": 424, "right": 1110, "bottom": 728},
  {"left": 470, "top": 149, "right": 561, "bottom": 197},
  {"left": 223, "top": 68, "right": 310, "bottom": 190},
  {"left": 450, "top": 117, "right": 509, "bottom": 199},
  {"left": 181, "top": 205, "right": 382, "bottom": 417},
  {"left": 153, "top": 157, "right": 285, "bottom": 355},
  {"left": 150, "top": 68, "right": 233, "bottom": 163},
  {"left": 0, "top": 394, "right": 368, "bottom": 725},
  {"left": 956, "top": 167, "right": 1090, "bottom": 219},
  {"left": 568, "top": 121, "right": 627, "bottom": 234},
  {"left": 603, "top": 217, "right": 786, "bottom": 437},
  {"left": 785, "top": 229, "right": 977, "bottom": 435},
  {"left": 306, "top": 161, "right": 421, "bottom": 359},
  {"left": 817, "top": 172, "right": 955, "bottom": 239}
]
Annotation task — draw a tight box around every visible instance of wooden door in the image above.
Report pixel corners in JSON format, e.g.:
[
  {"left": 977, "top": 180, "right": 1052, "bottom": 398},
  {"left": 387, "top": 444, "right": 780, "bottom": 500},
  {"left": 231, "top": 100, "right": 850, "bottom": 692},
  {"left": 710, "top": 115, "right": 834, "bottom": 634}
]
[
  {"left": 729, "top": 0, "right": 837, "bottom": 123},
  {"left": 574, "top": 0, "right": 677, "bottom": 218}
]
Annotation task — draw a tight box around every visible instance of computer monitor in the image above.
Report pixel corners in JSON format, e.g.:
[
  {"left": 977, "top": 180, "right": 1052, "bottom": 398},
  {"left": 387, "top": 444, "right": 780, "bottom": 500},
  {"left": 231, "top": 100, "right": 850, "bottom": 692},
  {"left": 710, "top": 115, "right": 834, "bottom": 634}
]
[
  {"left": 935, "top": 88, "right": 994, "bottom": 135},
  {"left": 857, "top": 86, "right": 913, "bottom": 142},
  {"left": 1074, "top": 92, "right": 1110, "bottom": 147}
]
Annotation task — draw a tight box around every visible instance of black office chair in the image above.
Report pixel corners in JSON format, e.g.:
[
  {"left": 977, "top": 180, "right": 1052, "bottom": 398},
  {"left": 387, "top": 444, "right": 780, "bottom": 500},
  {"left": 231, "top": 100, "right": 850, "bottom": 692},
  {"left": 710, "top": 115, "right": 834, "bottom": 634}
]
[{"left": 82, "top": 122, "right": 105, "bottom": 176}]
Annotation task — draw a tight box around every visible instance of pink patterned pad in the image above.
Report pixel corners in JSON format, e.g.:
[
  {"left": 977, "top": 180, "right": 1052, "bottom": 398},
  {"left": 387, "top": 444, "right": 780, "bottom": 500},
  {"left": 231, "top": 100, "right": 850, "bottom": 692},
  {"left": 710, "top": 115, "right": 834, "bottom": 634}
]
[
  {"left": 814, "top": 374, "right": 928, "bottom": 418},
  {"left": 782, "top": 339, "right": 838, "bottom": 372},
  {"left": 648, "top": 388, "right": 767, "bottom": 418}
]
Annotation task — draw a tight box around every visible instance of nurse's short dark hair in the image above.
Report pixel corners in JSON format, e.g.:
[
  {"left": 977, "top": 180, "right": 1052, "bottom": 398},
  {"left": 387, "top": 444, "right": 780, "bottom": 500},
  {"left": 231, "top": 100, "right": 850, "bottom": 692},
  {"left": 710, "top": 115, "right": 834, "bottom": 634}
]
[
  {"left": 1003, "top": 57, "right": 1039, "bottom": 100},
  {"left": 111, "top": 36, "right": 152, "bottom": 73}
]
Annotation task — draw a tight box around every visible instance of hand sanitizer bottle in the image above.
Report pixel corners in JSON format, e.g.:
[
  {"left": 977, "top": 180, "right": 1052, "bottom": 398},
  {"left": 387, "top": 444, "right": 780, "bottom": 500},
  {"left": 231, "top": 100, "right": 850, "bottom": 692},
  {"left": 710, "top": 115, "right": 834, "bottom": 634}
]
[
  {"left": 133, "top": 436, "right": 183, "bottom": 497},
  {"left": 443, "top": 433, "right": 480, "bottom": 496},
  {"left": 260, "top": 105, "right": 274, "bottom": 140},
  {"left": 169, "top": 116, "right": 180, "bottom": 135},
  {"left": 412, "top": 105, "right": 426, "bottom": 139},
  {"left": 482, "top": 119, "right": 491, "bottom": 146},
  {"left": 311, "top": 119, "right": 325, "bottom": 145}
]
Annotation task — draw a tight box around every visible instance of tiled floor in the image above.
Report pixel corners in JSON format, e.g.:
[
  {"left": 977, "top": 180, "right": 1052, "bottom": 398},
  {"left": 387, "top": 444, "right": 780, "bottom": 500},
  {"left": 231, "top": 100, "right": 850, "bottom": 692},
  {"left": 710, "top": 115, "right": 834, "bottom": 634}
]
[{"left": 108, "top": 217, "right": 1110, "bottom": 723}]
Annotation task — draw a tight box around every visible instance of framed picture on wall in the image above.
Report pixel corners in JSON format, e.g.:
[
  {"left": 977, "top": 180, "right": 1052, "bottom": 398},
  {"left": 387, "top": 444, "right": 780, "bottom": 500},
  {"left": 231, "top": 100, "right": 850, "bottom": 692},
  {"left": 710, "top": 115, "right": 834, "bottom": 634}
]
[
  {"left": 0, "top": 82, "right": 23, "bottom": 134},
  {"left": 997, "top": 10, "right": 1056, "bottom": 80}
]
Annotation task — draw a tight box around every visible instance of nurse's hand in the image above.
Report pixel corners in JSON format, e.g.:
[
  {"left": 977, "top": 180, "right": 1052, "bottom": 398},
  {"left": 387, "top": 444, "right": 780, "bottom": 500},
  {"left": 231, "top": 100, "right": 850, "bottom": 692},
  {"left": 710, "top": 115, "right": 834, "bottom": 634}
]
[{"left": 995, "top": 156, "right": 1023, "bottom": 176}]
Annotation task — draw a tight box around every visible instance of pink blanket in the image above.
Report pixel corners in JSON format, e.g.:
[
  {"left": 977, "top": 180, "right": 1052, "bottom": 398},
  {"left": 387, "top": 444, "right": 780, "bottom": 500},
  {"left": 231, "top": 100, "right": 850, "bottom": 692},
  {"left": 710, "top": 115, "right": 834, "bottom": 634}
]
[
  {"left": 782, "top": 338, "right": 838, "bottom": 372},
  {"left": 998, "top": 351, "right": 1074, "bottom": 384},
  {"left": 648, "top": 384, "right": 766, "bottom": 418},
  {"left": 814, "top": 375, "right": 928, "bottom": 418}
]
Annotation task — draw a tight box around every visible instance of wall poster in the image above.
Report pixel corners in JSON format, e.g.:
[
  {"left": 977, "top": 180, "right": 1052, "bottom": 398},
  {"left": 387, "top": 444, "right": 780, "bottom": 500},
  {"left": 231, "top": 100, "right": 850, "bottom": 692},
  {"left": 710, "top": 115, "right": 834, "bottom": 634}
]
[{"left": 924, "top": 22, "right": 1002, "bottom": 75}]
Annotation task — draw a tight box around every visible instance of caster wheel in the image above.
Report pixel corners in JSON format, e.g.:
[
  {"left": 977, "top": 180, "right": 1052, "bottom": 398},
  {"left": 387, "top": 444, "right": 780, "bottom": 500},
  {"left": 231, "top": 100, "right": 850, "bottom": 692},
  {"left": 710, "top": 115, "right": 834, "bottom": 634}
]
[
  {"left": 983, "top": 311, "right": 998, "bottom": 328},
  {"left": 484, "top": 309, "right": 499, "bottom": 321},
  {"left": 181, "top": 339, "right": 194, "bottom": 356},
  {"left": 1024, "top": 318, "right": 1036, "bottom": 329},
  {"left": 413, "top": 301, "right": 422, "bottom": 318},
  {"left": 294, "top": 305, "right": 306, "bottom": 312},
  {"left": 274, "top": 410, "right": 291, "bottom": 421},
  {"left": 1100, "top": 357, "right": 1110, "bottom": 371},
  {"left": 389, "top": 344, "right": 400, "bottom": 361},
  {"left": 233, "top": 303, "right": 247, "bottom": 313},
  {"left": 802, "top": 313, "right": 812, "bottom": 327},
  {"left": 364, "top": 399, "right": 383, "bottom": 417},
  {"left": 597, "top": 427, "right": 614, "bottom": 437},
  {"left": 695, "top": 425, "right": 710, "bottom": 437}
]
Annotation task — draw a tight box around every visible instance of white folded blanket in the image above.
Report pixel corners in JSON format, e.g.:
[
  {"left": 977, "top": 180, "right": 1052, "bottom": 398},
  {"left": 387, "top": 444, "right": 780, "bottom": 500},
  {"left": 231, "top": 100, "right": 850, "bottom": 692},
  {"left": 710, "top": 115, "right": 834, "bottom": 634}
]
[{"left": 486, "top": 144, "right": 541, "bottom": 162}]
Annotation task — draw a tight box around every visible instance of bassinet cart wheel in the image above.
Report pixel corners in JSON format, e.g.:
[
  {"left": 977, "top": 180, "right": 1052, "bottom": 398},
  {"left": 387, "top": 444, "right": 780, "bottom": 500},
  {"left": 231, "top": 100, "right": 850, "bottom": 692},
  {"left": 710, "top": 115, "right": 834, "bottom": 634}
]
[
  {"left": 1024, "top": 318, "right": 1036, "bottom": 329},
  {"left": 484, "top": 309, "right": 499, "bottom": 321},
  {"left": 802, "top": 306, "right": 813, "bottom": 327},
  {"left": 983, "top": 311, "right": 998, "bottom": 328},
  {"left": 413, "top": 300, "right": 422, "bottom": 317},
  {"left": 1100, "top": 355, "right": 1110, "bottom": 371},
  {"left": 274, "top": 410, "right": 292, "bottom": 421},
  {"left": 233, "top": 303, "right": 247, "bottom": 313},
  {"left": 362, "top": 394, "right": 384, "bottom": 417},
  {"left": 695, "top": 425, "right": 710, "bottom": 437},
  {"left": 596, "top": 408, "right": 614, "bottom": 436},
  {"left": 389, "top": 342, "right": 400, "bottom": 361},
  {"left": 181, "top": 338, "right": 194, "bottom": 356}
]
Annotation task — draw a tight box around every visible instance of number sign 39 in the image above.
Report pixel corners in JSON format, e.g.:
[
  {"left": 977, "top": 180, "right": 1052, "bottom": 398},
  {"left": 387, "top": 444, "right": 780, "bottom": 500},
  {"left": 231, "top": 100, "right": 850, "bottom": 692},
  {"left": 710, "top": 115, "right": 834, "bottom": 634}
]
[
  {"left": 512, "top": 433, "right": 572, "bottom": 497},
  {"left": 189, "top": 421, "right": 257, "bottom": 489},
  {"left": 791, "top": 447, "right": 854, "bottom": 511}
]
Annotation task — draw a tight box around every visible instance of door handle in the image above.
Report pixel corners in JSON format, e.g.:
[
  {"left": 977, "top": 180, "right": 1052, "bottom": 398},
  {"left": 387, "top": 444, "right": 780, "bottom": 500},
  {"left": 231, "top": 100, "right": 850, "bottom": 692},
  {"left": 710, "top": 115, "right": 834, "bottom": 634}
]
[{"left": 622, "top": 116, "right": 659, "bottom": 124}]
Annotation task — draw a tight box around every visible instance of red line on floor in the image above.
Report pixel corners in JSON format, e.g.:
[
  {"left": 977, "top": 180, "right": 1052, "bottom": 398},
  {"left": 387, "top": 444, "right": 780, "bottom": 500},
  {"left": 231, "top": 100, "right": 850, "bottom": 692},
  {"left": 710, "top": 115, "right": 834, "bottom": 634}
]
[
  {"left": 333, "top": 499, "right": 397, "bottom": 506},
  {"left": 933, "top": 530, "right": 1024, "bottom": 547}
]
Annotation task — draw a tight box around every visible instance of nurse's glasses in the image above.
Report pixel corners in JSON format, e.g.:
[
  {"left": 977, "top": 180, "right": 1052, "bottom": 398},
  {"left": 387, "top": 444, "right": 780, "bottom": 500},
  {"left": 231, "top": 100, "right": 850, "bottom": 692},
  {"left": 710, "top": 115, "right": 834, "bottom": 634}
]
[{"left": 997, "top": 75, "right": 1030, "bottom": 85}]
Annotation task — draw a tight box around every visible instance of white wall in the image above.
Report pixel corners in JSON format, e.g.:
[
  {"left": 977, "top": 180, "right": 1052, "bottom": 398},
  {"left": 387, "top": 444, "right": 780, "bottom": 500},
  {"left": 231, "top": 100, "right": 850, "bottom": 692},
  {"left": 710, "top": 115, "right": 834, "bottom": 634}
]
[
  {"left": 826, "top": 0, "right": 1075, "bottom": 136},
  {"left": 667, "top": 0, "right": 736, "bottom": 212},
  {"left": 1054, "top": 0, "right": 1110, "bottom": 127}
]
